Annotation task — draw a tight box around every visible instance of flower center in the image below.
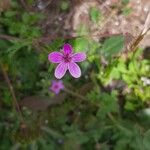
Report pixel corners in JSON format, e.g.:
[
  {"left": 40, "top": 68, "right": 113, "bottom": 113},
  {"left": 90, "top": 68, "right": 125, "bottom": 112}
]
[
  {"left": 54, "top": 85, "right": 59, "bottom": 89},
  {"left": 63, "top": 54, "right": 71, "bottom": 63}
]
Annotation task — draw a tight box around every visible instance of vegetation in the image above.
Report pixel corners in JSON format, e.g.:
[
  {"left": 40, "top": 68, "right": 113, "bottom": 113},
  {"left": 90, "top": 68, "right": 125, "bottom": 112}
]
[{"left": 0, "top": 0, "right": 150, "bottom": 150}]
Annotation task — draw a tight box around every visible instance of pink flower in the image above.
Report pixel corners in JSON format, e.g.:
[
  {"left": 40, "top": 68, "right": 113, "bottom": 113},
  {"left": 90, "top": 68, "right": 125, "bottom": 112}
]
[
  {"left": 48, "top": 43, "right": 86, "bottom": 79},
  {"left": 50, "top": 80, "right": 64, "bottom": 94}
]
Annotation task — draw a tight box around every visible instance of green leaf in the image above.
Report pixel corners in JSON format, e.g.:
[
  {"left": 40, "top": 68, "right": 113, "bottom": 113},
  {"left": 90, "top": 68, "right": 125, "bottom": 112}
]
[
  {"left": 22, "top": 12, "right": 43, "bottom": 25},
  {"left": 124, "top": 101, "right": 136, "bottom": 111},
  {"left": 144, "top": 130, "right": 150, "bottom": 150},
  {"left": 96, "top": 92, "right": 118, "bottom": 119},
  {"left": 60, "top": 1, "right": 69, "bottom": 11},
  {"left": 4, "top": 11, "right": 17, "bottom": 17},
  {"left": 2, "top": 89, "right": 12, "bottom": 106},
  {"left": 73, "top": 38, "right": 89, "bottom": 52},
  {"left": 7, "top": 40, "right": 31, "bottom": 57},
  {"left": 90, "top": 7, "right": 101, "bottom": 23},
  {"left": 117, "top": 60, "right": 127, "bottom": 73},
  {"left": 110, "top": 68, "right": 120, "bottom": 79},
  {"left": 121, "top": 0, "right": 129, "bottom": 5},
  {"left": 122, "top": 7, "right": 133, "bottom": 16},
  {"left": 101, "top": 35, "right": 124, "bottom": 59}
]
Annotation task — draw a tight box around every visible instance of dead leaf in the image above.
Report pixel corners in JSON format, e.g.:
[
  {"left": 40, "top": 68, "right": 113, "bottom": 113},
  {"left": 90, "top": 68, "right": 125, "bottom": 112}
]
[
  {"left": 0, "top": 0, "right": 11, "bottom": 12},
  {"left": 142, "top": 12, "right": 150, "bottom": 35},
  {"left": 19, "top": 93, "right": 66, "bottom": 111}
]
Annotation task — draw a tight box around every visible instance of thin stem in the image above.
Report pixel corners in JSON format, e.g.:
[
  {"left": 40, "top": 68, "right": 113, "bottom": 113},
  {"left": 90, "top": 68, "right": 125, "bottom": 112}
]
[
  {"left": 0, "top": 62, "right": 24, "bottom": 122},
  {"left": 0, "top": 33, "right": 123, "bottom": 45},
  {"left": 0, "top": 34, "right": 20, "bottom": 41},
  {"left": 64, "top": 88, "right": 88, "bottom": 101}
]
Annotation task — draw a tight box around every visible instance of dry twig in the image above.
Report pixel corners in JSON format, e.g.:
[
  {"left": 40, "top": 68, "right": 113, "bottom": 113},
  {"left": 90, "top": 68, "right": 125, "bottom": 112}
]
[{"left": 0, "top": 62, "right": 24, "bottom": 121}]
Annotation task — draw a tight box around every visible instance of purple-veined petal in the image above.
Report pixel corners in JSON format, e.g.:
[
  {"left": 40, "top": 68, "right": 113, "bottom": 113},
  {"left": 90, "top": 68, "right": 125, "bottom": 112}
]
[
  {"left": 58, "top": 80, "right": 64, "bottom": 89},
  {"left": 72, "top": 52, "right": 86, "bottom": 62},
  {"left": 54, "top": 90, "right": 60, "bottom": 94},
  {"left": 68, "top": 62, "right": 81, "bottom": 78},
  {"left": 63, "top": 43, "right": 72, "bottom": 55},
  {"left": 50, "top": 86, "right": 60, "bottom": 94},
  {"left": 48, "top": 52, "right": 63, "bottom": 63},
  {"left": 55, "top": 62, "right": 67, "bottom": 79}
]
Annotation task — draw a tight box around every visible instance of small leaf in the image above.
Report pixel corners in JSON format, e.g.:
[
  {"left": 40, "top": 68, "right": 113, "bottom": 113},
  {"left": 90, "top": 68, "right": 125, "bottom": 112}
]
[
  {"left": 60, "top": 1, "right": 69, "bottom": 11},
  {"left": 90, "top": 7, "right": 101, "bottom": 23},
  {"left": 122, "top": 7, "right": 132, "bottom": 16},
  {"left": 124, "top": 101, "right": 136, "bottom": 111}
]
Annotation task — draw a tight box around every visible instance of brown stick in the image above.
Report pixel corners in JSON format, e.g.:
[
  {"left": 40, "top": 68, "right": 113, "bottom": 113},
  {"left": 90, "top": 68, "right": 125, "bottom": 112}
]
[
  {"left": 0, "top": 34, "right": 20, "bottom": 41},
  {"left": 37, "top": 33, "right": 123, "bottom": 44},
  {"left": 0, "top": 32, "right": 123, "bottom": 43},
  {"left": 0, "top": 62, "right": 24, "bottom": 121}
]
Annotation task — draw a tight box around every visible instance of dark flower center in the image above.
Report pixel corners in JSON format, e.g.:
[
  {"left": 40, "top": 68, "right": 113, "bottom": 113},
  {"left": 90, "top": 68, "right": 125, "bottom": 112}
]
[
  {"left": 54, "top": 85, "right": 59, "bottom": 89},
  {"left": 63, "top": 54, "right": 71, "bottom": 63}
]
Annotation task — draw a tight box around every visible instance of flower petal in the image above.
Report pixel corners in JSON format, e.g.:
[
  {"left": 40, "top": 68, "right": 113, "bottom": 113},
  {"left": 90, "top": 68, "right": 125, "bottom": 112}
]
[
  {"left": 72, "top": 52, "right": 86, "bottom": 62},
  {"left": 48, "top": 52, "right": 63, "bottom": 63},
  {"left": 50, "top": 86, "right": 60, "bottom": 94},
  {"left": 55, "top": 63, "right": 67, "bottom": 79},
  {"left": 58, "top": 80, "right": 64, "bottom": 89},
  {"left": 68, "top": 62, "right": 81, "bottom": 78},
  {"left": 63, "top": 43, "right": 72, "bottom": 55}
]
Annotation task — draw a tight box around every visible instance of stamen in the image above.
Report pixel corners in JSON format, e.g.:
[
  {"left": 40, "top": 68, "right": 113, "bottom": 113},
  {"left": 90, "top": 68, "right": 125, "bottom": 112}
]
[
  {"left": 63, "top": 55, "right": 72, "bottom": 63},
  {"left": 54, "top": 85, "right": 59, "bottom": 89}
]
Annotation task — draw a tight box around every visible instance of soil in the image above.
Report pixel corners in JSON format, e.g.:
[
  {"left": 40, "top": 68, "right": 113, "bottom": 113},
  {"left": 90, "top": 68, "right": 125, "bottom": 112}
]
[{"left": 33, "top": 0, "right": 150, "bottom": 48}]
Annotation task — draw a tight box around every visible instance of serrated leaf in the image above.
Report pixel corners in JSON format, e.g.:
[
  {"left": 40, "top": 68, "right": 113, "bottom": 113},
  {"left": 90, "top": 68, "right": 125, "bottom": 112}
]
[{"left": 102, "top": 35, "right": 124, "bottom": 59}]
